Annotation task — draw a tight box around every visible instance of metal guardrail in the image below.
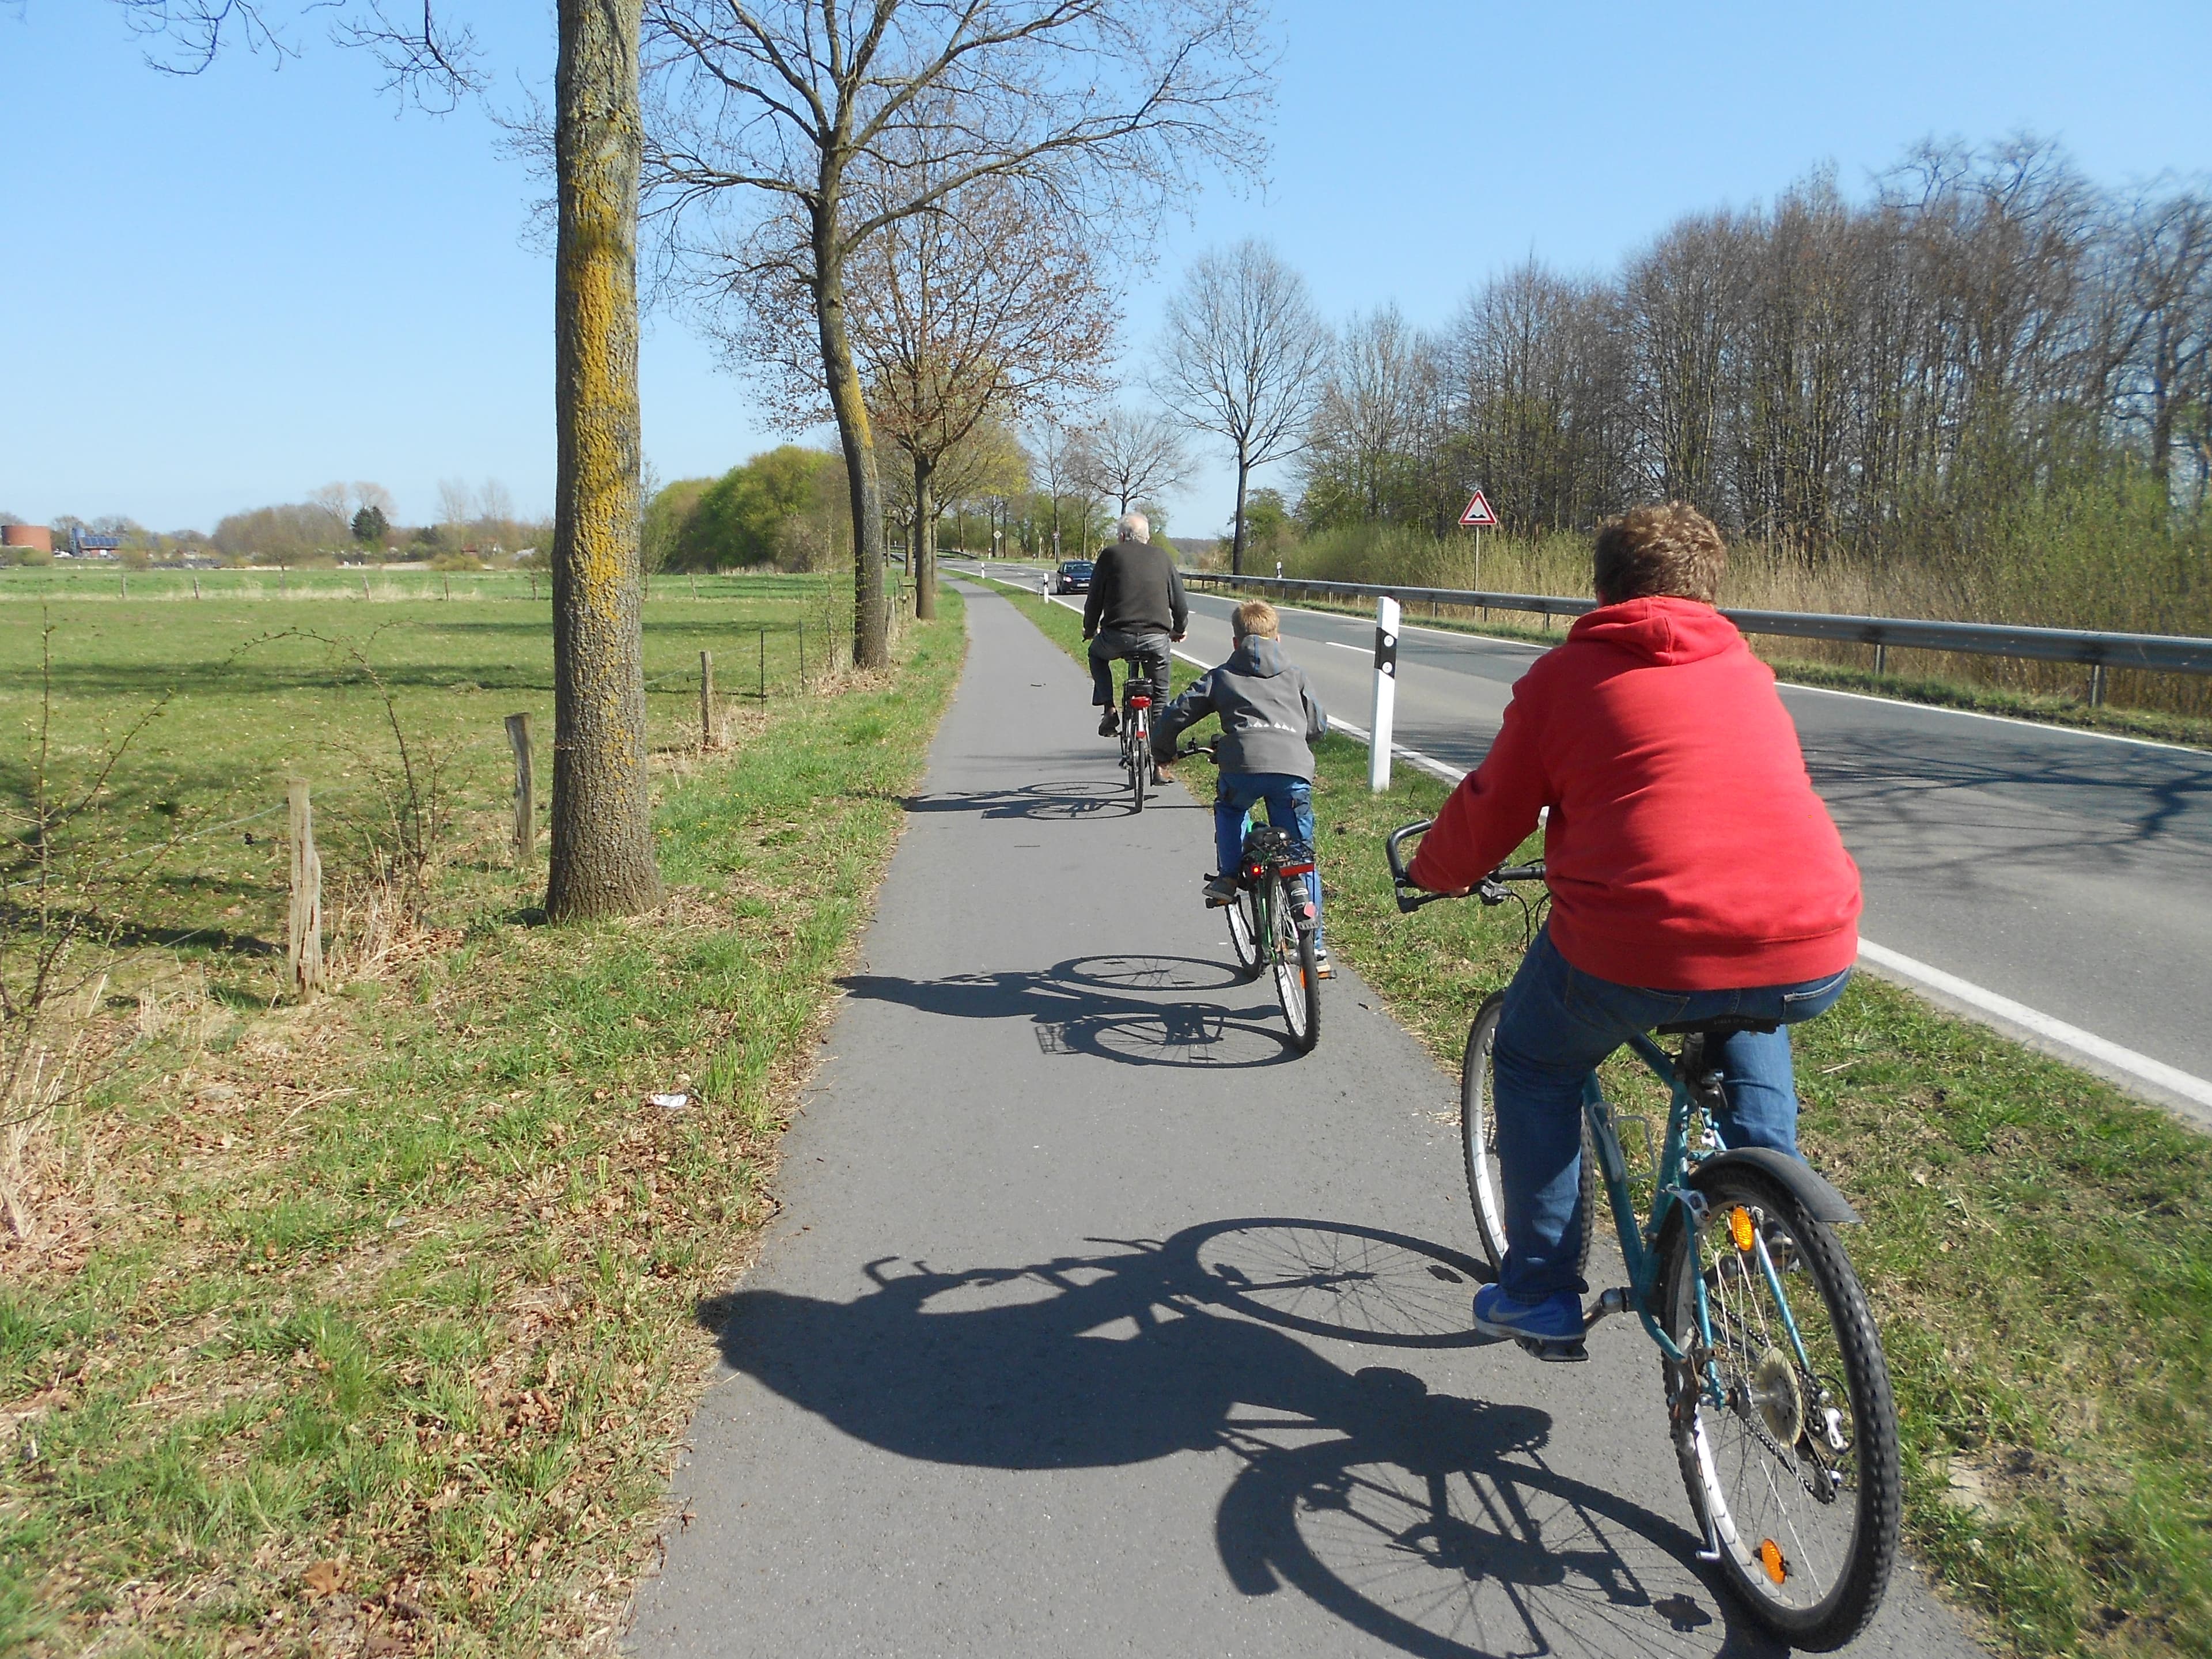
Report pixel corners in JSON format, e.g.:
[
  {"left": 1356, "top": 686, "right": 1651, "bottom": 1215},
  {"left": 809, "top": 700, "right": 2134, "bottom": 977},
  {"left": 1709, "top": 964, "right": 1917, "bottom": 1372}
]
[{"left": 1180, "top": 571, "right": 2212, "bottom": 698}]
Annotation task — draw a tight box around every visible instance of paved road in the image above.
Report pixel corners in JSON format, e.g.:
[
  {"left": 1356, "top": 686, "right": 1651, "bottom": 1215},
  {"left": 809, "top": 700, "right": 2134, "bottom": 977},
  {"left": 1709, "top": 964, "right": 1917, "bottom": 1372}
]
[
  {"left": 979, "top": 560, "right": 2212, "bottom": 1118},
  {"left": 628, "top": 582, "right": 1978, "bottom": 1659}
]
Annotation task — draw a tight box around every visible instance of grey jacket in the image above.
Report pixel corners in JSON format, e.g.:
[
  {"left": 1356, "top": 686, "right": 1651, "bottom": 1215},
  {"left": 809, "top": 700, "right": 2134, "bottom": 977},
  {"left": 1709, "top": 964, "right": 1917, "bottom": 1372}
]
[{"left": 1153, "top": 636, "right": 1328, "bottom": 781}]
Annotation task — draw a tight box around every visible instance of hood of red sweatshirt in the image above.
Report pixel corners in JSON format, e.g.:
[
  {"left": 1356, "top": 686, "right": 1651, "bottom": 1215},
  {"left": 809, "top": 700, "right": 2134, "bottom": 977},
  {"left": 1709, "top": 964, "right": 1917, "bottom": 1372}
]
[{"left": 1565, "top": 596, "right": 1743, "bottom": 667}]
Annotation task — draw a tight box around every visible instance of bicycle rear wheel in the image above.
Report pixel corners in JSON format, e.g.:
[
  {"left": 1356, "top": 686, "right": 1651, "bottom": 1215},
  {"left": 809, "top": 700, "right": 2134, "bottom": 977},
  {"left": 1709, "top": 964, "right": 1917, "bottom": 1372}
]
[
  {"left": 1659, "top": 1164, "right": 1899, "bottom": 1648},
  {"left": 1459, "top": 993, "right": 1594, "bottom": 1277},
  {"left": 1225, "top": 887, "right": 1262, "bottom": 979},
  {"left": 1272, "top": 878, "right": 1320, "bottom": 1053}
]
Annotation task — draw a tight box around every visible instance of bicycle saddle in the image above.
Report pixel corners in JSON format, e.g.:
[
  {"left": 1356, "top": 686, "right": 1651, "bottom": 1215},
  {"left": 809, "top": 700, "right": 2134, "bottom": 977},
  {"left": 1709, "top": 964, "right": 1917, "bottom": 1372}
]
[{"left": 1654, "top": 1014, "right": 1781, "bottom": 1037}]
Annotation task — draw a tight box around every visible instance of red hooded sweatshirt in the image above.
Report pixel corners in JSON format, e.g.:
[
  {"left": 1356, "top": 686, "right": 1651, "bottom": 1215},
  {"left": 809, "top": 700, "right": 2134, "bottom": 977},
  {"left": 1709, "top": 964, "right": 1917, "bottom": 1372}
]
[{"left": 1407, "top": 596, "right": 1861, "bottom": 990}]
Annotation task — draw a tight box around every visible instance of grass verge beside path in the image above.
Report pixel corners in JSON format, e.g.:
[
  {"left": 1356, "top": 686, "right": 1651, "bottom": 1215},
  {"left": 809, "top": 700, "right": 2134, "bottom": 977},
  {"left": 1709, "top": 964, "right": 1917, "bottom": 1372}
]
[
  {"left": 1185, "top": 584, "right": 2212, "bottom": 751},
  {"left": 985, "top": 574, "right": 2212, "bottom": 1659},
  {"left": 0, "top": 590, "right": 966, "bottom": 1656}
]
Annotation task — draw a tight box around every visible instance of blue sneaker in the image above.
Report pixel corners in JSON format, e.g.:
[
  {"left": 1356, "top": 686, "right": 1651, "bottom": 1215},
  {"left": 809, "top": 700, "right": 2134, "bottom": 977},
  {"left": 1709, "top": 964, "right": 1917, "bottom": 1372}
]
[{"left": 1472, "top": 1283, "right": 1586, "bottom": 1344}]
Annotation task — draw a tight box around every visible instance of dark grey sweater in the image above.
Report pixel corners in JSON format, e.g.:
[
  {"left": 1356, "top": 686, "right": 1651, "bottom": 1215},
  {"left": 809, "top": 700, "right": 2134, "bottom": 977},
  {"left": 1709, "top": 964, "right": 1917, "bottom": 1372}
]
[
  {"left": 1082, "top": 540, "right": 1188, "bottom": 638},
  {"left": 1153, "top": 637, "right": 1329, "bottom": 780}
]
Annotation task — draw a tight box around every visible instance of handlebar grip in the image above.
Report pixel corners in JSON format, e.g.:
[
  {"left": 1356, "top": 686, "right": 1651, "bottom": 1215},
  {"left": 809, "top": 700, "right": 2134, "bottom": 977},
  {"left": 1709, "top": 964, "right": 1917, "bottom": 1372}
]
[{"left": 1385, "top": 819, "right": 1434, "bottom": 884}]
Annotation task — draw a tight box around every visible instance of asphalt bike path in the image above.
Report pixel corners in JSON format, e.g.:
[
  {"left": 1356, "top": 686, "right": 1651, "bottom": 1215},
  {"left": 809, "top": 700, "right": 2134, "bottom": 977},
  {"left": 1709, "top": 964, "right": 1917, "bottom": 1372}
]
[
  {"left": 627, "top": 582, "right": 1981, "bottom": 1658},
  {"left": 986, "top": 560, "right": 2212, "bottom": 1122}
]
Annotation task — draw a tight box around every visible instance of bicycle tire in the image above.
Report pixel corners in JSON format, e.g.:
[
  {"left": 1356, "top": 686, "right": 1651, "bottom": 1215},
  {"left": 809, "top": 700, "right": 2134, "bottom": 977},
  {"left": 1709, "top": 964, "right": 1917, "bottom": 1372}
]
[
  {"left": 1225, "top": 887, "right": 1262, "bottom": 979},
  {"left": 1458, "top": 994, "right": 1593, "bottom": 1277},
  {"left": 1273, "top": 878, "right": 1320, "bottom": 1053},
  {"left": 1658, "top": 1163, "right": 1899, "bottom": 1649}
]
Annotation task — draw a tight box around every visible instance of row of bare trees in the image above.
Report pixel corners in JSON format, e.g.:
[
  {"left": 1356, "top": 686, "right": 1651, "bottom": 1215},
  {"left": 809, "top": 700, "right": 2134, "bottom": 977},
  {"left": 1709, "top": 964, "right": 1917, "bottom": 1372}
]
[{"left": 1294, "top": 140, "right": 2212, "bottom": 566}]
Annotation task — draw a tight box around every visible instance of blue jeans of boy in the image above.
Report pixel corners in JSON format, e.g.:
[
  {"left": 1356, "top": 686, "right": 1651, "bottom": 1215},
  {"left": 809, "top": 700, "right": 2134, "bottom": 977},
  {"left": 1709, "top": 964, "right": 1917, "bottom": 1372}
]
[
  {"left": 1215, "top": 773, "right": 1321, "bottom": 945},
  {"left": 1492, "top": 925, "right": 1851, "bottom": 1300}
]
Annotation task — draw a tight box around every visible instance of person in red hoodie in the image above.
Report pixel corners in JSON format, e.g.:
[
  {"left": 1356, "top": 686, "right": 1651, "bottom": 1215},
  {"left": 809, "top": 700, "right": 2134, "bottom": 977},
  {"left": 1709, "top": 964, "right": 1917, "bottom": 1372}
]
[{"left": 1407, "top": 502, "right": 1861, "bottom": 1349}]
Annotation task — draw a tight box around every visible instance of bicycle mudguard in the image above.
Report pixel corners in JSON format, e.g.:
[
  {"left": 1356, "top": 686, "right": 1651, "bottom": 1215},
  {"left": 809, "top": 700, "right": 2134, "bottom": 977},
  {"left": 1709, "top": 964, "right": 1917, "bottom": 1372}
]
[{"left": 1692, "top": 1148, "right": 1860, "bottom": 1226}]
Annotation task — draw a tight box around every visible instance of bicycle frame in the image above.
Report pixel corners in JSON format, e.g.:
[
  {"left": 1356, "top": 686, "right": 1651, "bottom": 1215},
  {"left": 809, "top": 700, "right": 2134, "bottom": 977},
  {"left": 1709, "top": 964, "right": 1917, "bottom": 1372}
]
[
  {"left": 1584, "top": 1031, "right": 1823, "bottom": 1414},
  {"left": 1578, "top": 1031, "right": 1700, "bottom": 1366}
]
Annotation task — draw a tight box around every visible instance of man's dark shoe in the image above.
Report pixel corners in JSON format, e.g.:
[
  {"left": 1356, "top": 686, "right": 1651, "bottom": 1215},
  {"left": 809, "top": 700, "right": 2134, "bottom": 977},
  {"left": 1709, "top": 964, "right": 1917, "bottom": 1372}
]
[{"left": 1098, "top": 710, "right": 1119, "bottom": 737}]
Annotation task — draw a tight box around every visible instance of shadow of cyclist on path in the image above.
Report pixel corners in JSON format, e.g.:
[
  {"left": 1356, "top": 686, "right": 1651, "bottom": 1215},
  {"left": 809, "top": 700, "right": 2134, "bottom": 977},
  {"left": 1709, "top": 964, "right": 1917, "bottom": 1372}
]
[
  {"left": 838, "top": 954, "right": 1301, "bottom": 1070},
  {"left": 698, "top": 1217, "right": 1785, "bottom": 1659}
]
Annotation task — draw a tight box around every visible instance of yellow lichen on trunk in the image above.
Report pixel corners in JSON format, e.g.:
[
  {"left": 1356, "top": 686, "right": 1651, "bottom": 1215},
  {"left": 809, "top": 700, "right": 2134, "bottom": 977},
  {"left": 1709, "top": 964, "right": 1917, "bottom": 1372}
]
[{"left": 546, "top": 0, "right": 661, "bottom": 922}]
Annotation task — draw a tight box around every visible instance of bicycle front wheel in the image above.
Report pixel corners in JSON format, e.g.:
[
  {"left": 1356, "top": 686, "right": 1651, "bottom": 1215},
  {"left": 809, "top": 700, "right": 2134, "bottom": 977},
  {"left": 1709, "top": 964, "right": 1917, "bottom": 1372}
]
[
  {"left": 1459, "top": 994, "right": 1593, "bottom": 1277},
  {"left": 1659, "top": 1164, "right": 1899, "bottom": 1648},
  {"left": 1272, "top": 879, "right": 1320, "bottom": 1053}
]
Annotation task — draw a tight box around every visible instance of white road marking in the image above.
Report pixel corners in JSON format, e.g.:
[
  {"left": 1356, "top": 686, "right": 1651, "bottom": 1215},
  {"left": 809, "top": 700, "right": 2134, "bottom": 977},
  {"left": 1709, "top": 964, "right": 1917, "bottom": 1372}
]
[
  {"left": 1856, "top": 940, "right": 2212, "bottom": 1121},
  {"left": 1325, "top": 641, "right": 1369, "bottom": 654},
  {"left": 1017, "top": 575, "right": 2212, "bottom": 1114},
  {"left": 1772, "top": 679, "right": 2209, "bottom": 755}
]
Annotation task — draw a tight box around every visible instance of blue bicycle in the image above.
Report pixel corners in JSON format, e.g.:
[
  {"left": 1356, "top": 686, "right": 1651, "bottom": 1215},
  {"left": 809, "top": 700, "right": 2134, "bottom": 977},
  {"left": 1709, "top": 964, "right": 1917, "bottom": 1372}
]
[{"left": 1388, "top": 821, "right": 1900, "bottom": 1649}]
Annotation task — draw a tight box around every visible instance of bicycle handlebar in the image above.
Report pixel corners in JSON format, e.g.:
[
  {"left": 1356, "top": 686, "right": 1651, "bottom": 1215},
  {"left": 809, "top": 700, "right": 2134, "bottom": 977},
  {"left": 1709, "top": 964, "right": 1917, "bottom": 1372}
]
[{"left": 1386, "top": 820, "right": 1547, "bottom": 914}]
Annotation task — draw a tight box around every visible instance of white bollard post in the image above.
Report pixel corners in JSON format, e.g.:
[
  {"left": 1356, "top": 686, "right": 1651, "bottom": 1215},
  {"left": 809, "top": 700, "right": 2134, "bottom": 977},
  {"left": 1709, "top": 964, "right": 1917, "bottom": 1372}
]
[{"left": 1368, "top": 594, "right": 1399, "bottom": 794}]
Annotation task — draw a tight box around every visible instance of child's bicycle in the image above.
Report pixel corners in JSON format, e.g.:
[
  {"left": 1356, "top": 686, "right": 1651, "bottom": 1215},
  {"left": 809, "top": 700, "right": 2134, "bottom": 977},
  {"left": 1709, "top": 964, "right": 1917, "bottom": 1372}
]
[
  {"left": 1385, "top": 820, "right": 1899, "bottom": 1649},
  {"left": 1180, "top": 738, "right": 1323, "bottom": 1054},
  {"left": 1118, "top": 660, "right": 1160, "bottom": 812}
]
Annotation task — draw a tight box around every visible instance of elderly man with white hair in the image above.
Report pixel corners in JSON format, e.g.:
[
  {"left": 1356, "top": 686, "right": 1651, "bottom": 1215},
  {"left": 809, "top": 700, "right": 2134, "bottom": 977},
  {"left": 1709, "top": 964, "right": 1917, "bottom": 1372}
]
[{"left": 1082, "top": 510, "right": 1188, "bottom": 745}]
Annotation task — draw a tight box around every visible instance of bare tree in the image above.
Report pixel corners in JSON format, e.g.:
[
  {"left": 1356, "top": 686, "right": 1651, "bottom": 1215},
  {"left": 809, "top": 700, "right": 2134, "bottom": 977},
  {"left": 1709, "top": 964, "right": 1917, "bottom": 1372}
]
[
  {"left": 722, "top": 146, "right": 1116, "bottom": 619},
  {"left": 108, "top": 0, "right": 662, "bottom": 919},
  {"left": 1072, "top": 404, "right": 1190, "bottom": 516},
  {"left": 646, "top": 0, "right": 1274, "bottom": 667},
  {"left": 435, "top": 476, "right": 475, "bottom": 531},
  {"left": 1152, "top": 239, "right": 1331, "bottom": 573},
  {"left": 1027, "top": 410, "right": 1084, "bottom": 559},
  {"left": 305, "top": 481, "right": 354, "bottom": 543}
]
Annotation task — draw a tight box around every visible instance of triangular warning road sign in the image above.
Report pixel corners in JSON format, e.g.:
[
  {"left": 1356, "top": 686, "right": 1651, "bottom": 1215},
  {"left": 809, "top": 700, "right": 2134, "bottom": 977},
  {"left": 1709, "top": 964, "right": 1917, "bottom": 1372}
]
[{"left": 1459, "top": 490, "right": 1498, "bottom": 528}]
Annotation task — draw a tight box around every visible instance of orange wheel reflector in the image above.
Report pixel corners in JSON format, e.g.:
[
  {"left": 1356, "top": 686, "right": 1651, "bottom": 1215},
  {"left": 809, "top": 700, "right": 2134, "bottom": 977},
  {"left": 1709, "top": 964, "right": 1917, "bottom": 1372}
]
[
  {"left": 1729, "top": 1206, "right": 1756, "bottom": 1253},
  {"left": 1759, "top": 1538, "right": 1787, "bottom": 1584}
]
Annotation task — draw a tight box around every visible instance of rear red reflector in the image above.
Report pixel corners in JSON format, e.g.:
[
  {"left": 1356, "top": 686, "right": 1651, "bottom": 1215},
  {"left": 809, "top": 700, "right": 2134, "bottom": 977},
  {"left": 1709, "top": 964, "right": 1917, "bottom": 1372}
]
[
  {"left": 1281, "top": 862, "right": 1315, "bottom": 876},
  {"left": 1129, "top": 696, "right": 1150, "bottom": 709}
]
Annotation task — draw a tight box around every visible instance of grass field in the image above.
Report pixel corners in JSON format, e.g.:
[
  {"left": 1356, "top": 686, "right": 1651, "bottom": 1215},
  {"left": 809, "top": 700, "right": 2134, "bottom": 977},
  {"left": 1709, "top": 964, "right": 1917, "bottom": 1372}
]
[
  {"left": 0, "top": 569, "right": 859, "bottom": 967},
  {"left": 0, "top": 574, "right": 963, "bottom": 1654},
  {"left": 991, "top": 575, "right": 2212, "bottom": 1659}
]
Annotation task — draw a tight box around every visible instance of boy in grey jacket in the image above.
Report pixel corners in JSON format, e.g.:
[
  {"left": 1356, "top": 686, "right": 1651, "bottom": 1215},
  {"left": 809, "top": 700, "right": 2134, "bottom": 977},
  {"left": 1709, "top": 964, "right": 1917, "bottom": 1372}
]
[{"left": 1152, "top": 600, "right": 1331, "bottom": 969}]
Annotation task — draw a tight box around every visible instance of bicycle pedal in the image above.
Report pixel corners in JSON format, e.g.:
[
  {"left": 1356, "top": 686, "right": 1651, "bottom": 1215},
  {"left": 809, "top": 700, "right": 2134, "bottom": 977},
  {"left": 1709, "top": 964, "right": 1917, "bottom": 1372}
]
[{"left": 1517, "top": 1336, "right": 1589, "bottom": 1363}]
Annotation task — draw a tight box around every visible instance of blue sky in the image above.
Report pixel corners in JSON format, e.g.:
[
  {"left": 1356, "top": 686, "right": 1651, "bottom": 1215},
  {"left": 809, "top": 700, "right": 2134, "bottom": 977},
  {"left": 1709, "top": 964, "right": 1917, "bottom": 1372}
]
[{"left": 5, "top": 1, "right": 2210, "bottom": 537}]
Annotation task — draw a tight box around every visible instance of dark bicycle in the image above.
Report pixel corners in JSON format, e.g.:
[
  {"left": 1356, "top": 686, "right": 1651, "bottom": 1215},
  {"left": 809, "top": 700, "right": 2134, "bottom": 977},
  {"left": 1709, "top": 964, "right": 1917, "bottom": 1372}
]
[
  {"left": 1117, "top": 660, "right": 1161, "bottom": 812},
  {"left": 1385, "top": 820, "right": 1900, "bottom": 1649}
]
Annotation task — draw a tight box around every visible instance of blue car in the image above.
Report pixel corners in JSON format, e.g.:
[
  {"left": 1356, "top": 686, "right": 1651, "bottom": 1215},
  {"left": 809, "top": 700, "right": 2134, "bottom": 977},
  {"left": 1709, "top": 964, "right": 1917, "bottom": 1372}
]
[{"left": 1053, "top": 560, "right": 1095, "bottom": 594}]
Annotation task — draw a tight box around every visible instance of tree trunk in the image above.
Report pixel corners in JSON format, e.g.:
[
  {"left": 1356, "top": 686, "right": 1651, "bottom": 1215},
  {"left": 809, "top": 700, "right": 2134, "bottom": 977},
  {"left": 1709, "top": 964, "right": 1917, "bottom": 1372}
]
[
  {"left": 814, "top": 216, "right": 889, "bottom": 669},
  {"left": 914, "top": 454, "right": 939, "bottom": 620},
  {"left": 1230, "top": 448, "right": 1252, "bottom": 575},
  {"left": 546, "top": 0, "right": 661, "bottom": 922}
]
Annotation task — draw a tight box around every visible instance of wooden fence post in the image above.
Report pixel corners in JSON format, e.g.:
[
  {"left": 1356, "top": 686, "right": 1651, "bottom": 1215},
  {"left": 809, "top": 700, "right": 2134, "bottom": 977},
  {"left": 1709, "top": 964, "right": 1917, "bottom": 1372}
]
[
  {"left": 699, "top": 651, "right": 717, "bottom": 749},
  {"left": 690, "top": 574, "right": 699, "bottom": 600},
  {"left": 362, "top": 574, "right": 372, "bottom": 601},
  {"left": 286, "top": 780, "right": 324, "bottom": 997},
  {"left": 119, "top": 571, "right": 127, "bottom": 600},
  {"left": 798, "top": 622, "right": 807, "bottom": 687},
  {"left": 442, "top": 575, "right": 452, "bottom": 601},
  {"left": 759, "top": 626, "right": 767, "bottom": 702},
  {"left": 192, "top": 575, "right": 202, "bottom": 600},
  {"left": 505, "top": 714, "right": 535, "bottom": 864}
]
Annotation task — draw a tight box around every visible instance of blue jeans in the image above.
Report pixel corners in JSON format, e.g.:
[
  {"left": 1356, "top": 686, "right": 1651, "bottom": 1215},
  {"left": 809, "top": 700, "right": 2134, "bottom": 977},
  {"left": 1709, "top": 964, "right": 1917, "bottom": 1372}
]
[
  {"left": 1492, "top": 925, "right": 1851, "bottom": 1300},
  {"left": 1215, "top": 774, "right": 1321, "bottom": 946}
]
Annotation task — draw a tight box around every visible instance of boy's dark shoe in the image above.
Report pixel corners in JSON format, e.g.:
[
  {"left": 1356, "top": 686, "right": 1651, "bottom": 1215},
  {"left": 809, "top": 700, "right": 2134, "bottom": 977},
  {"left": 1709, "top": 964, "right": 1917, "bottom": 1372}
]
[{"left": 1203, "top": 874, "right": 1239, "bottom": 904}]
